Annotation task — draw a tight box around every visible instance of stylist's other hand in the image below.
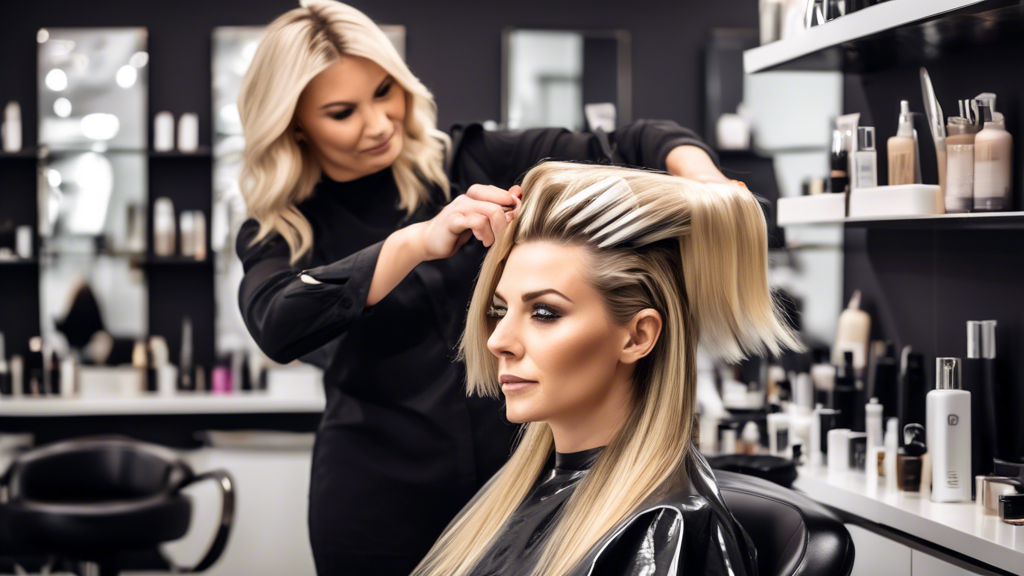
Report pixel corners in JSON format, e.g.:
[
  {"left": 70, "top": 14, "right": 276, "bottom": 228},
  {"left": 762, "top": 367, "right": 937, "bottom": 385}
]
[
  {"left": 412, "top": 185, "right": 521, "bottom": 261},
  {"left": 666, "top": 145, "right": 730, "bottom": 183}
]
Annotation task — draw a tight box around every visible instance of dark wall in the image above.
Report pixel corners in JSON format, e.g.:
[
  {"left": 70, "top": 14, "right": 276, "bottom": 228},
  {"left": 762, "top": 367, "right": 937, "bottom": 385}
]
[{"left": 1, "top": 0, "right": 760, "bottom": 145}]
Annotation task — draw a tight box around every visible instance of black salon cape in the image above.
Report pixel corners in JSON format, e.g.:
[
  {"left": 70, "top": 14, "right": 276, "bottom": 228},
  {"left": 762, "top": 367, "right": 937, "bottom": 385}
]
[
  {"left": 236, "top": 120, "right": 717, "bottom": 572},
  {"left": 466, "top": 448, "right": 757, "bottom": 576}
]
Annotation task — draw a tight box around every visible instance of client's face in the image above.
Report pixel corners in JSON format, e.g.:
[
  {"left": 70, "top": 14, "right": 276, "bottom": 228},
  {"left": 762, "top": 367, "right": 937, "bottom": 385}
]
[{"left": 485, "top": 241, "right": 636, "bottom": 427}]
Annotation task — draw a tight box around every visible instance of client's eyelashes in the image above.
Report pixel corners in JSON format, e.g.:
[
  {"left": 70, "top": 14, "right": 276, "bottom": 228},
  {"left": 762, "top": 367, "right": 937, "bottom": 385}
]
[{"left": 485, "top": 304, "right": 561, "bottom": 323}]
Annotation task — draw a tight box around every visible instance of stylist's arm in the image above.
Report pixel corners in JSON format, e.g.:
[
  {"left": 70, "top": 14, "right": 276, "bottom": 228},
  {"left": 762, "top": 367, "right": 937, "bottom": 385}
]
[{"left": 365, "top": 188, "right": 518, "bottom": 307}]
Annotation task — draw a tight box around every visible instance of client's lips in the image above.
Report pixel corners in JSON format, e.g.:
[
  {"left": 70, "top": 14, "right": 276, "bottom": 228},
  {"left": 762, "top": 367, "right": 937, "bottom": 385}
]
[{"left": 500, "top": 374, "right": 538, "bottom": 393}]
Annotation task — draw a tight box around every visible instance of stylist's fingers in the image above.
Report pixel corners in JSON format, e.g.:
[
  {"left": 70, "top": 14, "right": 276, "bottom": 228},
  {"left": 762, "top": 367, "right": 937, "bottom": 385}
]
[
  {"left": 458, "top": 196, "right": 511, "bottom": 247},
  {"left": 466, "top": 183, "right": 517, "bottom": 210}
]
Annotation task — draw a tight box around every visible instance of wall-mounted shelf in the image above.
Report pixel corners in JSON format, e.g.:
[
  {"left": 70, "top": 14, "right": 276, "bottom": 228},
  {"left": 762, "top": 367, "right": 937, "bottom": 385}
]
[
  {"left": 0, "top": 148, "right": 39, "bottom": 159},
  {"left": 0, "top": 391, "right": 325, "bottom": 417},
  {"left": 794, "top": 464, "right": 1024, "bottom": 575},
  {"left": 149, "top": 147, "right": 212, "bottom": 158},
  {"left": 744, "top": 0, "right": 1024, "bottom": 73},
  {"left": 780, "top": 210, "right": 1024, "bottom": 230}
]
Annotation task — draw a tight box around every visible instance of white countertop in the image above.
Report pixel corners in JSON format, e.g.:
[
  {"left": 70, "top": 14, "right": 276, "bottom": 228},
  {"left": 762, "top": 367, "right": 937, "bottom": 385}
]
[
  {"left": 794, "top": 464, "right": 1024, "bottom": 574},
  {"left": 0, "top": 391, "right": 325, "bottom": 416}
]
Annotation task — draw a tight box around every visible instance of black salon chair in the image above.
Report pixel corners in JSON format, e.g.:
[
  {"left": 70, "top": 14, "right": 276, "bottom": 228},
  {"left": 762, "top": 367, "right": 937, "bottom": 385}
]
[
  {"left": 716, "top": 470, "right": 855, "bottom": 576},
  {"left": 0, "top": 436, "right": 234, "bottom": 576}
]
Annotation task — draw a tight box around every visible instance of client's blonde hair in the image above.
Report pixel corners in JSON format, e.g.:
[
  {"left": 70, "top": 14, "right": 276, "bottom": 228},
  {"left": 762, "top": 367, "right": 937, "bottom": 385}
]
[
  {"left": 237, "top": 0, "right": 451, "bottom": 263},
  {"left": 412, "top": 162, "right": 803, "bottom": 576}
]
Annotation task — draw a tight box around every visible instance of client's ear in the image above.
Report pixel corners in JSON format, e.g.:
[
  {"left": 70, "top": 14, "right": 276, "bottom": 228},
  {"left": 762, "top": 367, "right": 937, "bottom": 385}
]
[{"left": 620, "top": 309, "right": 662, "bottom": 364}]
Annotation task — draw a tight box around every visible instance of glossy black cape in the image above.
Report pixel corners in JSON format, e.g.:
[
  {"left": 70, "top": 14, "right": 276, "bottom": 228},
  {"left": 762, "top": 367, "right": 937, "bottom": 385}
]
[{"left": 466, "top": 448, "right": 757, "bottom": 576}]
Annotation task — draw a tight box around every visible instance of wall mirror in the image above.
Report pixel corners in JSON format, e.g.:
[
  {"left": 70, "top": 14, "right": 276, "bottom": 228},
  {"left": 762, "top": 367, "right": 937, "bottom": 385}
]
[
  {"left": 502, "top": 29, "right": 631, "bottom": 131},
  {"left": 211, "top": 25, "right": 407, "bottom": 359},
  {"left": 36, "top": 27, "right": 149, "bottom": 364}
]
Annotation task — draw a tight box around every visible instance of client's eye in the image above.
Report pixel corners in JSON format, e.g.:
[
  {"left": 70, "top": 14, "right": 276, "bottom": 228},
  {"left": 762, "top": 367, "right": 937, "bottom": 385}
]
[
  {"left": 485, "top": 304, "right": 561, "bottom": 323},
  {"left": 532, "top": 304, "right": 561, "bottom": 322}
]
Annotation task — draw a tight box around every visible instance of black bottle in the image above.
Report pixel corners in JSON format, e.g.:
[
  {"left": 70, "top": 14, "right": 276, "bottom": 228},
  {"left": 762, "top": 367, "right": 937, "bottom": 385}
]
[
  {"left": 829, "top": 129, "right": 849, "bottom": 194},
  {"left": 27, "top": 336, "right": 44, "bottom": 396},
  {"left": 962, "top": 320, "right": 999, "bottom": 483},
  {"left": 897, "top": 347, "right": 927, "bottom": 445},
  {"left": 868, "top": 342, "right": 899, "bottom": 422},
  {"left": 833, "top": 351, "right": 857, "bottom": 430}
]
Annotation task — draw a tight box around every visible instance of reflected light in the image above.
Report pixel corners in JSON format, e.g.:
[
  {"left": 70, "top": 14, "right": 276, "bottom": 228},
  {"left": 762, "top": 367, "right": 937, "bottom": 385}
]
[
  {"left": 71, "top": 54, "right": 89, "bottom": 72},
  {"left": 67, "top": 153, "right": 114, "bottom": 235},
  {"left": 242, "top": 41, "right": 260, "bottom": 65},
  {"left": 81, "top": 113, "right": 120, "bottom": 140},
  {"left": 129, "top": 51, "right": 149, "bottom": 68},
  {"left": 218, "top": 104, "right": 240, "bottom": 126},
  {"left": 116, "top": 65, "right": 138, "bottom": 88},
  {"left": 37, "top": 29, "right": 49, "bottom": 43},
  {"left": 54, "top": 98, "right": 72, "bottom": 118},
  {"left": 47, "top": 168, "right": 63, "bottom": 188},
  {"left": 46, "top": 69, "right": 68, "bottom": 92}
]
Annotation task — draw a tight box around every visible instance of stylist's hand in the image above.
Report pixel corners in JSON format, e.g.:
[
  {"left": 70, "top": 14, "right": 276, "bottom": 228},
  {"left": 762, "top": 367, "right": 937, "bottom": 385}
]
[{"left": 412, "top": 184, "right": 522, "bottom": 261}]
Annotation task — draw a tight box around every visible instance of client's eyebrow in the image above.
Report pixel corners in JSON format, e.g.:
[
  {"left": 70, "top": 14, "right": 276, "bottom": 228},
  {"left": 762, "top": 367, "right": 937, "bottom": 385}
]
[{"left": 493, "top": 289, "right": 573, "bottom": 304}]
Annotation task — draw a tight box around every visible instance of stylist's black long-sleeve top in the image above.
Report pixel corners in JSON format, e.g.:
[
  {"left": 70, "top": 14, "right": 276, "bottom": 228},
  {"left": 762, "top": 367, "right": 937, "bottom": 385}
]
[{"left": 236, "top": 120, "right": 717, "bottom": 560}]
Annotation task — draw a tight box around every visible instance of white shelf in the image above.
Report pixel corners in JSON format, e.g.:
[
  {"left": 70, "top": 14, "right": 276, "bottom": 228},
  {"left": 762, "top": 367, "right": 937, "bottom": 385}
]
[
  {"left": 780, "top": 210, "right": 1024, "bottom": 228},
  {"left": 0, "top": 391, "right": 325, "bottom": 416},
  {"left": 794, "top": 464, "right": 1024, "bottom": 574},
  {"left": 744, "top": 0, "right": 994, "bottom": 73}
]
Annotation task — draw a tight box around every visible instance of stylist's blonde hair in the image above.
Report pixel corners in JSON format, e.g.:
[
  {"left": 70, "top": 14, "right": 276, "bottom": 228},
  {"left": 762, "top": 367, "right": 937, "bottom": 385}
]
[
  {"left": 413, "top": 162, "right": 802, "bottom": 576},
  {"left": 237, "top": 0, "right": 451, "bottom": 263}
]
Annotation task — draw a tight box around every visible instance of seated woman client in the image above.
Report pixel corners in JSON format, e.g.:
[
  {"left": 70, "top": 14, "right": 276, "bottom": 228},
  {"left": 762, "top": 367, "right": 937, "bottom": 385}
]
[{"left": 411, "top": 161, "right": 803, "bottom": 576}]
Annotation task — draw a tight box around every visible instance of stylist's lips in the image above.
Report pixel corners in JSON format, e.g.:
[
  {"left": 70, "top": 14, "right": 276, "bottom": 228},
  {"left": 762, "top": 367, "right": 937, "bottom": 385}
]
[
  {"left": 500, "top": 374, "right": 537, "bottom": 393},
  {"left": 362, "top": 132, "right": 393, "bottom": 155}
]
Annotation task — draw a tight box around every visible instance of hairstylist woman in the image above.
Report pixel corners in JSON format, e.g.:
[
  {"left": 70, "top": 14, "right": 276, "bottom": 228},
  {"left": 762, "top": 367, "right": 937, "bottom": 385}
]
[{"left": 235, "top": 1, "right": 729, "bottom": 574}]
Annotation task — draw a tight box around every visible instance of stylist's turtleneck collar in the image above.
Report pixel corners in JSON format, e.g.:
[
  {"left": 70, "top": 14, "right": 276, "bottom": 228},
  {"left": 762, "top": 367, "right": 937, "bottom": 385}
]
[
  {"left": 554, "top": 446, "right": 605, "bottom": 472},
  {"left": 319, "top": 165, "right": 395, "bottom": 193}
]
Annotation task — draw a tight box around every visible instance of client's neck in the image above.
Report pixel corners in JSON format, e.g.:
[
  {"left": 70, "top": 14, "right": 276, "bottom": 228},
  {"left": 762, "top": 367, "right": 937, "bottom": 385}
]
[{"left": 548, "top": 379, "right": 632, "bottom": 453}]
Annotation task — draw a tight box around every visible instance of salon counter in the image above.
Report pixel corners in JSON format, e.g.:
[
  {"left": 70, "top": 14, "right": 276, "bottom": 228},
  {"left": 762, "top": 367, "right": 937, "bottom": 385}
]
[{"left": 793, "top": 464, "right": 1024, "bottom": 575}]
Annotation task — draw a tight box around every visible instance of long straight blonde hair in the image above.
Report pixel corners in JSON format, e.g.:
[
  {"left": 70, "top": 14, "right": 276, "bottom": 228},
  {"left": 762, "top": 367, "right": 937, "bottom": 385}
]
[
  {"left": 237, "top": 0, "right": 451, "bottom": 264},
  {"left": 412, "top": 162, "right": 803, "bottom": 576}
]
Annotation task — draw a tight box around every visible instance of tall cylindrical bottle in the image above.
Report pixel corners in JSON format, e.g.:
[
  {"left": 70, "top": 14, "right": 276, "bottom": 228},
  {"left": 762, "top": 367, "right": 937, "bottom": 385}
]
[{"left": 927, "top": 357, "right": 972, "bottom": 502}]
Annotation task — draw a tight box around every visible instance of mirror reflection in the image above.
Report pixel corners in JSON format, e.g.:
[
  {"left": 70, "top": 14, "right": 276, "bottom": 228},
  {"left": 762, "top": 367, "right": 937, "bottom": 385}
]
[
  {"left": 41, "top": 255, "right": 147, "bottom": 365},
  {"left": 40, "top": 152, "right": 147, "bottom": 256},
  {"left": 504, "top": 29, "right": 630, "bottom": 131},
  {"left": 37, "top": 27, "right": 148, "bottom": 151}
]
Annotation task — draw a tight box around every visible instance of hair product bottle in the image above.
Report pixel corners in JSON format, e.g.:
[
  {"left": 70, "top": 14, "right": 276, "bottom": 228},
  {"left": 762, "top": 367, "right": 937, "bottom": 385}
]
[
  {"left": 832, "top": 291, "right": 871, "bottom": 369},
  {"left": 2, "top": 101, "right": 22, "bottom": 153},
  {"left": 853, "top": 126, "right": 878, "bottom": 190},
  {"left": 962, "top": 320, "right": 999, "bottom": 485},
  {"left": 928, "top": 358, "right": 972, "bottom": 502},
  {"left": 974, "top": 113, "right": 1013, "bottom": 211},
  {"left": 153, "top": 197, "right": 176, "bottom": 257},
  {"left": 944, "top": 117, "right": 975, "bottom": 213},
  {"left": 829, "top": 129, "right": 849, "bottom": 194},
  {"left": 898, "top": 423, "right": 926, "bottom": 492},
  {"left": 888, "top": 101, "right": 918, "bottom": 186}
]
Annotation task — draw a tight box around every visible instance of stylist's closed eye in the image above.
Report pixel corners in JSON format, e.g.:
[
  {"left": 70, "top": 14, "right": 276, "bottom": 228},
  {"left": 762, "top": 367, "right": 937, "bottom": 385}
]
[{"left": 329, "top": 78, "right": 393, "bottom": 121}]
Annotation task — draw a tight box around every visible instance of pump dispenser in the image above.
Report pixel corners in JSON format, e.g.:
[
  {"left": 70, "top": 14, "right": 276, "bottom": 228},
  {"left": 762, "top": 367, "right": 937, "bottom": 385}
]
[
  {"left": 928, "top": 358, "right": 972, "bottom": 502},
  {"left": 888, "top": 100, "right": 918, "bottom": 186}
]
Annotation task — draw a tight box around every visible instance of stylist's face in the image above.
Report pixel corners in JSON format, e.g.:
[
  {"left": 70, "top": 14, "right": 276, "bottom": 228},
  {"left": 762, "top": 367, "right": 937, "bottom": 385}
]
[
  {"left": 293, "top": 55, "right": 406, "bottom": 182},
  {"left": 486, "top": 242, "right": 637, "bottom": 426}
]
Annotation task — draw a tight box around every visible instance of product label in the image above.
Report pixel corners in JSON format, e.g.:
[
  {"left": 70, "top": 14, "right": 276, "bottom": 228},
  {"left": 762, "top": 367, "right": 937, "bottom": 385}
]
[
  {"left": 946, "top": 470, "right": 960, "bottom": 489},
  {"left": 948, "top": 414, "right": 959, "bottom": 426}
]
